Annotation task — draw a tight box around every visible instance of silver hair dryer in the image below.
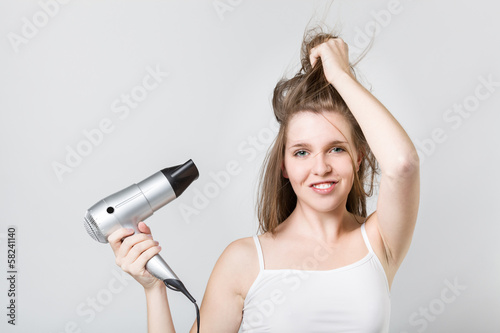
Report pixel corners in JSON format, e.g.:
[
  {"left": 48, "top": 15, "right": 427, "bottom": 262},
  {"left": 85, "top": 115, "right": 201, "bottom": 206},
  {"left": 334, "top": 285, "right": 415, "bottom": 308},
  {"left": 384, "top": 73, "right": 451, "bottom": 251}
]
[{"left": 83, "top": 159, "right": 199, "bottom": 303}]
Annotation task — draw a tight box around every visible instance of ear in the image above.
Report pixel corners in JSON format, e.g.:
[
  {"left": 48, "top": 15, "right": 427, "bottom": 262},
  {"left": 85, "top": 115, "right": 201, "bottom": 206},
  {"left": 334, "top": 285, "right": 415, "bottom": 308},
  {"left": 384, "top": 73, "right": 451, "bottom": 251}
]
[
  {"left": 356, "top": 151, "right": 363, "bottom": 172},
  {"left": 281, "top": 162, "right": 288, "bottom": 178}
]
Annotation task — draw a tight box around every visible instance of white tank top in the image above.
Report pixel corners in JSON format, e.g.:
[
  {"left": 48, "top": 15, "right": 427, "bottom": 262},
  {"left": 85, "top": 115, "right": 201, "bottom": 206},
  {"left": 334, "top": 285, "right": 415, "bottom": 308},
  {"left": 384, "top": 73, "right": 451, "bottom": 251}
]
[{"left": 240, "top": 223, "right": 391, "bottom": 333}]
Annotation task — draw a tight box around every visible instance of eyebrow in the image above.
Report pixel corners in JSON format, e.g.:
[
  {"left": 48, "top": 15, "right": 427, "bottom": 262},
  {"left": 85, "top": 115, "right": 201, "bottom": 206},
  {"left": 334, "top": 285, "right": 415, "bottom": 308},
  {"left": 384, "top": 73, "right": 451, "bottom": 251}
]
[{"left": 288, "top": 140, "right": 349, "bottom": 150}]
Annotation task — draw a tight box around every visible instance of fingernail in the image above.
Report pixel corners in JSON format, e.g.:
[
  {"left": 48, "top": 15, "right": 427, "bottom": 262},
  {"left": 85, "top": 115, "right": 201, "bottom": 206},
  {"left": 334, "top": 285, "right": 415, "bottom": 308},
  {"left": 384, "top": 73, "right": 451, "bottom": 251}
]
[{"left": 154, "top": 241, "right": 159, "bottom": 245}]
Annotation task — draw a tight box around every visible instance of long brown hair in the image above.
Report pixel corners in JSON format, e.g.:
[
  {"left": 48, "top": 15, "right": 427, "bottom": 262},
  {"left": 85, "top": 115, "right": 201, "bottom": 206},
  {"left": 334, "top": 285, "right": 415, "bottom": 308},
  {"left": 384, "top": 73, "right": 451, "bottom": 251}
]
[{"left": 256, "top": 26, "right": 379, "bottom": 234}]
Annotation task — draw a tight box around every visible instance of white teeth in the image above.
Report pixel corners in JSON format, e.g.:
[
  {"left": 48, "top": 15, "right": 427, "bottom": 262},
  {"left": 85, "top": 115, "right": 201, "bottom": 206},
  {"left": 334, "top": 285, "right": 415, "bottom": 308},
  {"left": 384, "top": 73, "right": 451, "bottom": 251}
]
[{"left": 312, "top": 182, "right": 334, "bottom": 189}]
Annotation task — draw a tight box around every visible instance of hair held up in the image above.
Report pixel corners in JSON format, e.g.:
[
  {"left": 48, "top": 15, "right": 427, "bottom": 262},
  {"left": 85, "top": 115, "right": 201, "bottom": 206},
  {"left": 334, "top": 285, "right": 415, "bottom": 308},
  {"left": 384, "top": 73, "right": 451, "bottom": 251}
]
[{"left": 256, "top": 26, "right": 380, "bottom": 234}]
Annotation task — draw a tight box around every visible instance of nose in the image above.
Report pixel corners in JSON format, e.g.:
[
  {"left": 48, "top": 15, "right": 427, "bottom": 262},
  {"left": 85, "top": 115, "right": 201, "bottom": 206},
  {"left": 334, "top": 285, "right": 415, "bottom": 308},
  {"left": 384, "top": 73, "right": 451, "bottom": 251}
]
[{"left": 311, "top": 153, "right": 332, "bottom": 176}]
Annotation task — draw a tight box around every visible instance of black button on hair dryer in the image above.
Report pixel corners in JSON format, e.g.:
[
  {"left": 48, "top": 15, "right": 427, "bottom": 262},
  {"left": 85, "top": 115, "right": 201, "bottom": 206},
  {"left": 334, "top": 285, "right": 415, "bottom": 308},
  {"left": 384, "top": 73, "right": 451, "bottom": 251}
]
[{"left": 83, "top": 159, "right": 201, "bottom": 332}]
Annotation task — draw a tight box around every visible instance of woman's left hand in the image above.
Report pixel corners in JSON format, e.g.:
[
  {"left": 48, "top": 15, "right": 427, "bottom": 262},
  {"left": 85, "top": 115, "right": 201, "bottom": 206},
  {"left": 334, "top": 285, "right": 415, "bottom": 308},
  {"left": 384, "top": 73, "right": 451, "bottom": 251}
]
[{"left": 309, "top": 37, "right": 355, "bottom": 86}]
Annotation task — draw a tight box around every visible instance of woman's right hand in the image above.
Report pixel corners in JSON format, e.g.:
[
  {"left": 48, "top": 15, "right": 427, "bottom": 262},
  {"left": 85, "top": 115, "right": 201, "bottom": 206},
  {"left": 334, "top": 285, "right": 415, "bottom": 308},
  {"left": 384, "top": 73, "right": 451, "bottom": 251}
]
[{"left": 108, "top": 221, "right": 164, "bottom": 290}]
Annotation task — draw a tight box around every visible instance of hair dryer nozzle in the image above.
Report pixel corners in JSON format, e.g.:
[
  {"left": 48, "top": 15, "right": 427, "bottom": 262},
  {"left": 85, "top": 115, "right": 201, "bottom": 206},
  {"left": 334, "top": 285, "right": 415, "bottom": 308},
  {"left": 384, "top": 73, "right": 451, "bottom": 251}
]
[
  {"left": 84, "top": 211, "right": 108, "bottom": 243},
  {"left": 161, "top": 159, "right": 199, "bottom": 198}
]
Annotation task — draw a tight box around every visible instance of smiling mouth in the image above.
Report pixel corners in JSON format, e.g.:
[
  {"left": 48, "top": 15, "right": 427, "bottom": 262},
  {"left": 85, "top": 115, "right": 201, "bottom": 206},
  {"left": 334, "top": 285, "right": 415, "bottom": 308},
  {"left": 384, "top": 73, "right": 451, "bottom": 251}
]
[{"left": 311, "top": 181, "right": 337, "bottom": 189}]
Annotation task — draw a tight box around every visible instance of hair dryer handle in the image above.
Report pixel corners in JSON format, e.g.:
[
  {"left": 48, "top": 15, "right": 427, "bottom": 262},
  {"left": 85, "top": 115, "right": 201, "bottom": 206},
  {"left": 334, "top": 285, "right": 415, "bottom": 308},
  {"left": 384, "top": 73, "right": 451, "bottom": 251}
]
[{"left": 146, "top": 253, "right": 180, "bottom": 281}]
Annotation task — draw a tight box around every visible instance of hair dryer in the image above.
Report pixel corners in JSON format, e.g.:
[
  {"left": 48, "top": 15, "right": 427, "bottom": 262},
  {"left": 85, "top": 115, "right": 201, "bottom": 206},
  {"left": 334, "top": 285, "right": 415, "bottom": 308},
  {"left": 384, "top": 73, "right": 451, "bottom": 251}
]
[{"left": 83, "top": 159, "right": 199, "bottom": 306}]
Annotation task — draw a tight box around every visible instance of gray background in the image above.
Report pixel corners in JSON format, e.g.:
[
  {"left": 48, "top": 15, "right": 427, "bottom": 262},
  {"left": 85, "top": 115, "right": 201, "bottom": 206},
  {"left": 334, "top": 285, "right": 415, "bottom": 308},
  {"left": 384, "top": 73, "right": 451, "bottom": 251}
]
[{"left": 1, "top": 0, "right": 499, "bottom": 332}]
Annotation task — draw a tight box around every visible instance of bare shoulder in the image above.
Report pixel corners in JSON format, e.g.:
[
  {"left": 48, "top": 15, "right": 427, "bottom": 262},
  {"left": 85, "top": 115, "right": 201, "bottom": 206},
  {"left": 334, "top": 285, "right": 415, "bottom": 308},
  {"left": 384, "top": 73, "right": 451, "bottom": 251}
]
[
  {"left": 213, "top": 236, "right": 260, "bottom": 298},
  {"left": 196, "top": 238, "right": 260, "bottom": 332},
  {"left": 219, "top": 237, "right": 258, "bottom": 268}
]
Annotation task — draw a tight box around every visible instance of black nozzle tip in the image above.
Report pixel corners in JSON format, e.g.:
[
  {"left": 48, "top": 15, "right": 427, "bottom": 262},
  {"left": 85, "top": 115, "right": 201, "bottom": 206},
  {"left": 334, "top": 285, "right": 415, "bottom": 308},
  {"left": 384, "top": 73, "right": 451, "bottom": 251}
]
[{"left": 161, "top": 159, "right": 199, "bottom": 197}]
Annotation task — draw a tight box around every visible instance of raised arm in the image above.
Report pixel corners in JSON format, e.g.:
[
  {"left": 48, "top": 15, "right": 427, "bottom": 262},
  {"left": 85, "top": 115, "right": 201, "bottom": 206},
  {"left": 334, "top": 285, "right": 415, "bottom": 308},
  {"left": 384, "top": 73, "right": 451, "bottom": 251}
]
[{"left": 309, "top": 38, "right": 420, "bottom": 269}]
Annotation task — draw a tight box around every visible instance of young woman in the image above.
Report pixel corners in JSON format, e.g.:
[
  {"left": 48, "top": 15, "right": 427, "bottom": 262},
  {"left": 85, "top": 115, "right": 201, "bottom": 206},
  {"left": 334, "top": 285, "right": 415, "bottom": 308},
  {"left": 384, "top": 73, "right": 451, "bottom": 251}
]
[{"left": 108, "top": 28, "right": 420, "bottom": 332}]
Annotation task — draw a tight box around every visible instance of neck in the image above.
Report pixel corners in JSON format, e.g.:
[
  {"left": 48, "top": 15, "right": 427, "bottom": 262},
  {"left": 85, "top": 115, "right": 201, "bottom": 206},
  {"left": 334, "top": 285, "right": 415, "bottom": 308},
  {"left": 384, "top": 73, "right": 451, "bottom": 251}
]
[{"left": 283, "top": 200, "right": 356, "bottom": 243}]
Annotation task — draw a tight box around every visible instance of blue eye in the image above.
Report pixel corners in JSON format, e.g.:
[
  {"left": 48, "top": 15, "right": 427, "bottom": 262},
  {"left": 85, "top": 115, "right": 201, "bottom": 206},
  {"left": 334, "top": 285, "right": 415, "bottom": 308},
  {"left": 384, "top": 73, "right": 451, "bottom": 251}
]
[
  {"left": 294, "top": 150, "right": 308, "bottom": 157},
  {"left": 330, "top": 147, "right": 344, "bottom": 153}
]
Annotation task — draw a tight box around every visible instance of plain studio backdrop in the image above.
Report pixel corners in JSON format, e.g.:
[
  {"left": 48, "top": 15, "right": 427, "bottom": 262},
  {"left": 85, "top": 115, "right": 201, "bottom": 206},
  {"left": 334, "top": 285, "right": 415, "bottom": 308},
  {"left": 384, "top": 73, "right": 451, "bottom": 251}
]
[{"left": 1, "top": 0, "right": 499, "bottom": 332}]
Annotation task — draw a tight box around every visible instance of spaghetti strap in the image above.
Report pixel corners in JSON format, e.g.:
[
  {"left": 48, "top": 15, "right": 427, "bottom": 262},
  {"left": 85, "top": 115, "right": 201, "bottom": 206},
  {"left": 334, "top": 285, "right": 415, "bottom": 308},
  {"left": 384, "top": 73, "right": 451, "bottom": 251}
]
[
  {"left": 360, "top": 221, "right": 375, "bottom": 254},
  {"left": 252, "top": 235, "right": 265, "bottom": 271}
]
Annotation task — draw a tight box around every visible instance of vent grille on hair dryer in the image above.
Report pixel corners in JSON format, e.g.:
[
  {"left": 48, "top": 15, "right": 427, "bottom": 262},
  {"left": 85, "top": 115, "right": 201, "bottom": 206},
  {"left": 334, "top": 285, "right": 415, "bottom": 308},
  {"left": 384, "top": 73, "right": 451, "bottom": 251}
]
[{"left": 84, "top": 211, "right": 107, "bottom": 243}]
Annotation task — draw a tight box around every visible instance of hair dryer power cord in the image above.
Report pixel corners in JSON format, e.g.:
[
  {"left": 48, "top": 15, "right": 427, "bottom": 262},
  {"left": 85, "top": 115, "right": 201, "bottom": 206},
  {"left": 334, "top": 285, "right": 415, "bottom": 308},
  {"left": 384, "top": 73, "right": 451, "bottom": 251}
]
[{"left": 164, "top": 279, "right": 200, "bottom": 333}]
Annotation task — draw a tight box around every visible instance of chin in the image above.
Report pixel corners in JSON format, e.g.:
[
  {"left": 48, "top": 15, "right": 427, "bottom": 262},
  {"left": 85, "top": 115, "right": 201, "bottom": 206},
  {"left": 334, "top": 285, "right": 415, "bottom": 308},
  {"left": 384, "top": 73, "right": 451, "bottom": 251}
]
[{"left": 300, "top": 200, "right": 343, "bottom": 214}]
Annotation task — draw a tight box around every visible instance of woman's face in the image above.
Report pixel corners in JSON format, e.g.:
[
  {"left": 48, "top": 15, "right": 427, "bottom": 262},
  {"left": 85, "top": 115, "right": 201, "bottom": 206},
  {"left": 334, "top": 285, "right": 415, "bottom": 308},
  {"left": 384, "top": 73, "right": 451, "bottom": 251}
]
[{"left": 283, "top": 111, "right": 360, "bottom": 214}]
